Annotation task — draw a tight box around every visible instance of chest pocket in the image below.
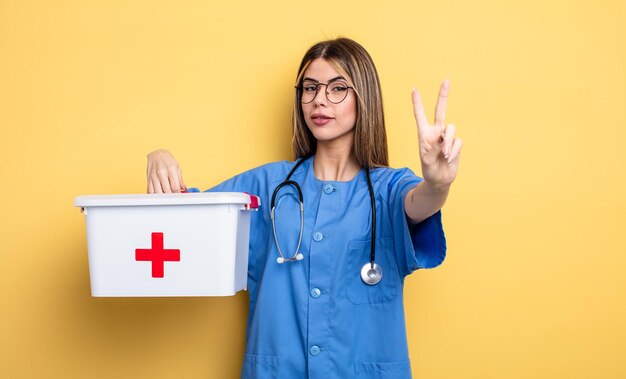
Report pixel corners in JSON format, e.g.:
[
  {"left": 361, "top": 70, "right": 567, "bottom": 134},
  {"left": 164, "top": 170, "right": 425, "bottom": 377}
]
[
  {"left": 346, "top": 237, "right": 400, "bottom": 305},
  {"left": 242, "top": 354, "right": 278, "bottom": 379}
]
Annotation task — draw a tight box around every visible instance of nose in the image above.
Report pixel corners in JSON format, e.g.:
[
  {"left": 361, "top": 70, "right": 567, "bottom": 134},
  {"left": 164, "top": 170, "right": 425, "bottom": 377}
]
[{"left": 312, "top": 84, "right": 328, "bottom": 106}]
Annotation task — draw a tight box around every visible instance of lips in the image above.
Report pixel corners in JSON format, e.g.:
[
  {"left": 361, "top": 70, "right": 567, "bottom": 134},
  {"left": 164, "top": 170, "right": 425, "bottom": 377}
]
[{"left": 311, "top": 113, "right": 334, "bottom": 126}]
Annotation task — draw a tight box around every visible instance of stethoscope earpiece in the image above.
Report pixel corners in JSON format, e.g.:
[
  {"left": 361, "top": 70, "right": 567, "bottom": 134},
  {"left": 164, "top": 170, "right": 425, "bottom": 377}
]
[{"left": 276, "top": 253, "right": 303, "bottom": 264}]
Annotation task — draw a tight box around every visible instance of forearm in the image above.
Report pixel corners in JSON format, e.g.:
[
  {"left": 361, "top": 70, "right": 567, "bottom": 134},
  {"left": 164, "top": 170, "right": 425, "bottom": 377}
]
[{"left": 404, "top": 180, "right": 450, "bottom": 224}]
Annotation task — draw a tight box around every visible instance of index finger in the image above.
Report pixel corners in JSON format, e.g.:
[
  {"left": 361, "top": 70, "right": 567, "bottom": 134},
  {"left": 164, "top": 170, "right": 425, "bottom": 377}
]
[
  {"left": 412, "top": 87, "right": 429, "bottom": 129},
  {"left": 434, "top": 79, "right": 450, "bottom": 126}
]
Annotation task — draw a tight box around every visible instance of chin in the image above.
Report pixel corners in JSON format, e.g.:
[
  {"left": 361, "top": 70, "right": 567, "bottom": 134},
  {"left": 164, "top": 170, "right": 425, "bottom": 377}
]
[{"left": 309, "top": 128, "right": 355, "bottom": 144}]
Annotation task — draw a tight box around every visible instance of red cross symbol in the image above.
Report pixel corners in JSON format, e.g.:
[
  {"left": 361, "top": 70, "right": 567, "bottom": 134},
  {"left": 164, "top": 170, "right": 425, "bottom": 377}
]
[{"left": 135, "top": 232, "right": 180, "bottom": 278}]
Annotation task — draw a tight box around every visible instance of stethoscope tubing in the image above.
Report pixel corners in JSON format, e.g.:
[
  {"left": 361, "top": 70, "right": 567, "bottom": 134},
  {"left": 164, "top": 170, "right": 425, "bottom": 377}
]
[
  {"left": 270, "top": 156, "right": 382, "bottom": 285},
  {"left": 271, "top": 198, "right": 304, "bottom": 263},
  {"left": 270, "top": 162, "right": 308, "bottom": 263},
  {"left": 364, "top": 166, "right": 376, "bottom": 268}
]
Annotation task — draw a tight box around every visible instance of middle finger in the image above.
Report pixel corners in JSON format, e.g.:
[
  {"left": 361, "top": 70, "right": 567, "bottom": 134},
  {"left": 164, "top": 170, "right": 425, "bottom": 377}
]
[{"left": 434, "top": 80, "right": 450, "bottom": 127}]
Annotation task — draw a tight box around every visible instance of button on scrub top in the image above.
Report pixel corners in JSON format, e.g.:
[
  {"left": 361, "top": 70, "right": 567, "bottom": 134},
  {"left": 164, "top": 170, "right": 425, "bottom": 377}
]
[{"left": 207, "top": 157, "right": 446, "bottom": 379}]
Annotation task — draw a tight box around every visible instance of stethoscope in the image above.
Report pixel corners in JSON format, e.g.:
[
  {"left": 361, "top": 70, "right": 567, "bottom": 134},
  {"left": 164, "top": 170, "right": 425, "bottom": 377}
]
[{"left": 270, "top": 156, "right": 383, "bottom": 285}]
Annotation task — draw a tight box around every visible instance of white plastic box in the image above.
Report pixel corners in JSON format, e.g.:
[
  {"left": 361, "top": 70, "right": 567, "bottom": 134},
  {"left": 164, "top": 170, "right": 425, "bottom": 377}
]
[{"left": 74, "top": 192, "right": 259, "bottom": 297}]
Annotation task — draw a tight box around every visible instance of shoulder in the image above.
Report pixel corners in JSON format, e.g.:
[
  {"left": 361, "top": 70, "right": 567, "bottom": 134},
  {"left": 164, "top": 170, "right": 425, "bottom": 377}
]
[
  {"left": 238, "top": 160, "right": 296, "bottom": 182},
  {"left": 223, "top": 159, "right": 301, "bottom": 190},
  {"left": 208, "top": 159, "right": 297, "bottom": 193}
]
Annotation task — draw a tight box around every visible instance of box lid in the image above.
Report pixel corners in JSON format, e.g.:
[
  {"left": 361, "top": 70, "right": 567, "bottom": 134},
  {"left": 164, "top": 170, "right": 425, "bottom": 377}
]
[{"left": 74, "top": 192, "right": 260, "bottom": 208}]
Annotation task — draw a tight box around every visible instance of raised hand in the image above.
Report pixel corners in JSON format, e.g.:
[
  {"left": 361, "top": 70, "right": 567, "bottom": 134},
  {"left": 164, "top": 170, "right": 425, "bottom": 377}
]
[
  {"left": 412, "top": 80, "right": 462, "bottom": 188},
  {"left": 146, "top": 149, "right": 187, "bottom": 194}
]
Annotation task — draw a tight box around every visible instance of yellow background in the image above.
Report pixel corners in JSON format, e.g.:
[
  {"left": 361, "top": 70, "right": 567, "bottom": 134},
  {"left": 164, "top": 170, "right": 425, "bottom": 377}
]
[{"left": 1, "top": 0, "right": 625, "bottom": 378}]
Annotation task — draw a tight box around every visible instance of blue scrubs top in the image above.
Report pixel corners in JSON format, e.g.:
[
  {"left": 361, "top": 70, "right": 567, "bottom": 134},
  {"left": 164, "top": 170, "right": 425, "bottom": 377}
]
[{"left": 206, "top": 156, "right": 446, "bottom": 379}]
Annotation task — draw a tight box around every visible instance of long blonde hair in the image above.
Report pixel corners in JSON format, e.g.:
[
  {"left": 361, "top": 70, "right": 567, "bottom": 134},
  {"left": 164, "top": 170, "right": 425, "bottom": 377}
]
[{"left": 292, "top": 38, "right": 389, "bottom": 167}]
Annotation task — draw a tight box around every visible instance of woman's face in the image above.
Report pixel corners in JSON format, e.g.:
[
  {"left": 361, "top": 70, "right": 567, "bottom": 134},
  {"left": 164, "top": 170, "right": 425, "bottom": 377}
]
[{"left": 300, "top": 58, "right": 357, "bottom": 146}]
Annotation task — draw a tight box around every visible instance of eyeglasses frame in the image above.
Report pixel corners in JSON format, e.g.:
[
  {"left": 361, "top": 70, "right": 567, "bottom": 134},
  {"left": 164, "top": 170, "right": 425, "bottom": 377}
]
[{"left": 295, "top": 80, "right": 355, "bottom": 104}]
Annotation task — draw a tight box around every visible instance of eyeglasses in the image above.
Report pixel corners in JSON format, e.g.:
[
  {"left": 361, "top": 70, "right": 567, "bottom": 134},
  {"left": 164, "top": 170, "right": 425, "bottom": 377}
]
[{"left": 296, "top": 80, "right": 354, "bottom": 104}]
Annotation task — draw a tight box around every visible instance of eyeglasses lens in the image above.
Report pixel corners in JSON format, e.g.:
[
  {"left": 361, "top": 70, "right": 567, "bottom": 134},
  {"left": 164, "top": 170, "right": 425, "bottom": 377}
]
[{"left": 299, "top": 81, "right": 350, "bottom": 104}]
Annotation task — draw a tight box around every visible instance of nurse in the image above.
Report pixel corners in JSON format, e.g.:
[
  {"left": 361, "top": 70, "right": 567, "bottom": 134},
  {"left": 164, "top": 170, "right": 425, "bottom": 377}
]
[{"left": 147, "top": 38, "right": 461, "bottom": 378}]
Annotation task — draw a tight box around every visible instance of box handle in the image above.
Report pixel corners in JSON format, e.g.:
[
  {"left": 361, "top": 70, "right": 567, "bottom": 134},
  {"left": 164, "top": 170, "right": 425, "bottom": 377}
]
[{"left": 243, "top": 193, "right": 260, "bottom": 210}]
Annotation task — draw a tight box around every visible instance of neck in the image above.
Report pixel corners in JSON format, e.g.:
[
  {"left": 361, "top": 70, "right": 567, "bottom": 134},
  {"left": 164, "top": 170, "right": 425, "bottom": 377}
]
[{"left": 313, "top": 141, "right": 360, "bottom": 182}]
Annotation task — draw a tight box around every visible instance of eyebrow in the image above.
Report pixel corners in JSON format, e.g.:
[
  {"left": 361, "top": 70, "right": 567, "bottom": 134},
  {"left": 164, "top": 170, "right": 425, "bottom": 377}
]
[{"left": 302, "top": 76, "right": 346, "bottom": 83}]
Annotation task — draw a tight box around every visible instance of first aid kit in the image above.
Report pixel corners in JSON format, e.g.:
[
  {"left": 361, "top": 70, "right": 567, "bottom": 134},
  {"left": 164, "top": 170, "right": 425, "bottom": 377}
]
[{"left": 74, "top": 192, "right": 259, "bottom": 297}]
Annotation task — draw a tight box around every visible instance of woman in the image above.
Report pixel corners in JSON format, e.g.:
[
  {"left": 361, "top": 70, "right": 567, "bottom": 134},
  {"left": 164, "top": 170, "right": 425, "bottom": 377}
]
[{"left": 147, "top": 38, "right": 461, "bottom": 378}]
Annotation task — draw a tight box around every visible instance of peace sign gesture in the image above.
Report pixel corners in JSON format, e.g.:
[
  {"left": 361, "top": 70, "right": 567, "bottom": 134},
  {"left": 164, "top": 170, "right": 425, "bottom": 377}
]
[{"left": 412, "top": 80, "right": 462, "bottom": 188}]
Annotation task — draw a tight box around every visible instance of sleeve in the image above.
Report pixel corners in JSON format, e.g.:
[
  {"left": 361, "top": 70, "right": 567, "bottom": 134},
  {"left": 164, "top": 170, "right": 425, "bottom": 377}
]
[
  {"left": 187, "top": 168, "right": 262, "bottom": 194},
  {"left": 389, "top": 168, "right": 447, "bottom": 276},
  {"left": 206, "top": 173, "right": 255, "bottom": 193}
]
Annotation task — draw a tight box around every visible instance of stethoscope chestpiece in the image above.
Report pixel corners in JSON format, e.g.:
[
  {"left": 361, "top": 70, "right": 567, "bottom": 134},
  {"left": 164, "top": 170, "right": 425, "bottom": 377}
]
[{"left": 360, "top": 262, "right": 382, "bottom": 285}]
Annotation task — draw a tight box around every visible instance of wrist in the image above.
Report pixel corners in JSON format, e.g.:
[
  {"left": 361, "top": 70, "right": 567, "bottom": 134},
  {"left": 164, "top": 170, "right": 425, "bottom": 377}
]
[{"left": 420, "top": 179, "right": 451, "bottom": 194}]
